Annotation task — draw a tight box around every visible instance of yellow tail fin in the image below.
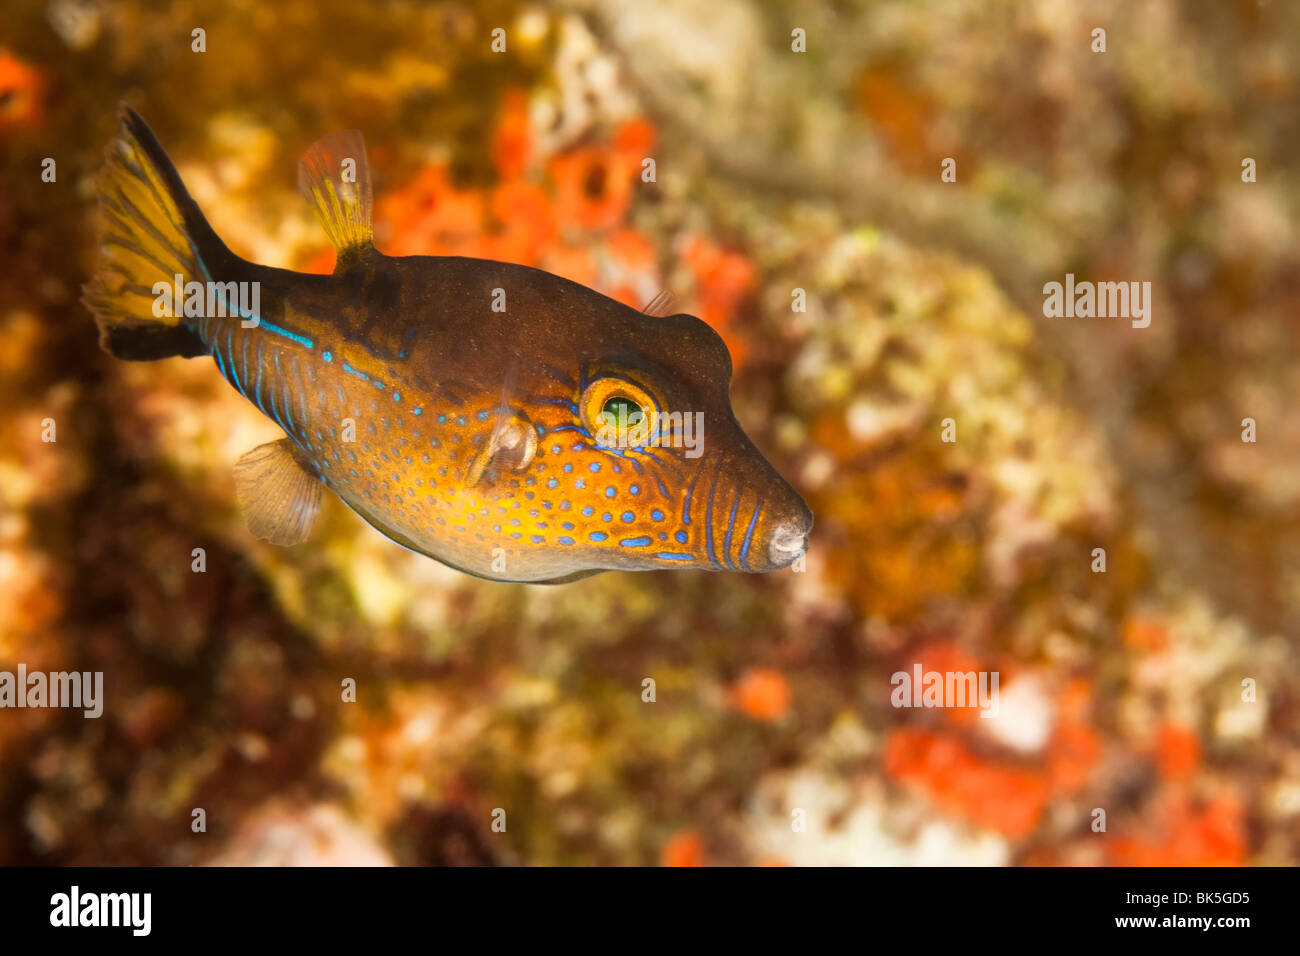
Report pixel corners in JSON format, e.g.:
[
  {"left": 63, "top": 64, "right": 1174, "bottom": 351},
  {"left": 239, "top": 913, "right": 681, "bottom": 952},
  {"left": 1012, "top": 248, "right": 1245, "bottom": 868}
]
[{"left": 82, "top": 105, "right": 211, "bottom": 360}]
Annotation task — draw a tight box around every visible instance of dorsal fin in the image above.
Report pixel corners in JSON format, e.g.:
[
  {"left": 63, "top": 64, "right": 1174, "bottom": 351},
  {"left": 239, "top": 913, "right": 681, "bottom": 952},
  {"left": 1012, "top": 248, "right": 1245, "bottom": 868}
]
[
  {"left": 297, "top": 130, "right": 373, "bottom": 268},
  {"left": 641, "top": 290, "right": 676, "bottom": 317}
]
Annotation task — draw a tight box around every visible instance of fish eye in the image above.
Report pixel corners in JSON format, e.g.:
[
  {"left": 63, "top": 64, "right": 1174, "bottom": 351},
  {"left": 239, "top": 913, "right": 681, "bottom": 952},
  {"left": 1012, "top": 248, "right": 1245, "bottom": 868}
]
[
  {"left": 600, "top": 396, "right": 644, "bottom": 429},
  {"left": 580, "top": 377, "right": 658, "bottom": 449}
]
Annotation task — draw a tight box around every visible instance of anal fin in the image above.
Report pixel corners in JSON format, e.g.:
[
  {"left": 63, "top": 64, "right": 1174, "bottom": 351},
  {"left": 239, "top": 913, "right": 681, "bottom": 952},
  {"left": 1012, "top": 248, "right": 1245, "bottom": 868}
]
[{"left": 233, "top": 439, "right": 322, "bottom": 546}]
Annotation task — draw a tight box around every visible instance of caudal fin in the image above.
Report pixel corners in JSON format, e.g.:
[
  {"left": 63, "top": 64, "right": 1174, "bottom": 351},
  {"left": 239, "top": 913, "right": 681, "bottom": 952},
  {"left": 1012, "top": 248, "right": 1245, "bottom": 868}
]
[{"left": 82, "top": 105, "right": 218, "bottom": 360}]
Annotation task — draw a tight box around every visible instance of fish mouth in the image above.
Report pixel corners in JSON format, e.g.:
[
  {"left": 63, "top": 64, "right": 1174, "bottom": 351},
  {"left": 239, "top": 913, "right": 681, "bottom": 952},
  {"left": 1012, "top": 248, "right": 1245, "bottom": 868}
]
[{"left": 767, "top": 520, "right": 810, "bottom": 569}]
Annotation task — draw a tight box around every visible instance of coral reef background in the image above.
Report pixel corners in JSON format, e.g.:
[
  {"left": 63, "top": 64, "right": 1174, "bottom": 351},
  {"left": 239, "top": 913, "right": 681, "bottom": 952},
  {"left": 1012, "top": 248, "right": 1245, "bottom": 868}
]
[{"left": 1, "top": 0, "right": 1297, "bottom": 865}]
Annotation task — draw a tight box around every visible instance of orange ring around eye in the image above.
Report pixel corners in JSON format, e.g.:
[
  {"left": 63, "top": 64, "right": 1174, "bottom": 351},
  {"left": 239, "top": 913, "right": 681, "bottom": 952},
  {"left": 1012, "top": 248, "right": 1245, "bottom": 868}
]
[{"left": 580, "top": 378, "right": 659, "bottom": 449}]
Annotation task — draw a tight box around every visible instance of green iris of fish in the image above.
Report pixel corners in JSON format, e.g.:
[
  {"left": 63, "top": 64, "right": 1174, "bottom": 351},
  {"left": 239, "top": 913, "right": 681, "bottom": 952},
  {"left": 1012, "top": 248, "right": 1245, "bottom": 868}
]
[{"left": 83, "top": 105, "right": 813, "bottom": 583}]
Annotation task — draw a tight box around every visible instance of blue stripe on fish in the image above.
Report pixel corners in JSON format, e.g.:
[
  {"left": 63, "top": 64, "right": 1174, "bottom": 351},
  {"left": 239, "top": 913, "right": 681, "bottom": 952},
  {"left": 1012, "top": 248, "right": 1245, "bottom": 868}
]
[
  {"left": 530, "top": 397, "right": 579, "bottom": 413},
  {"left": 240, "top": 332, "right": 251, "bottom": 403},
  {"left": 723, "top": 495, "right": 740, "bottom": 570},
  {"left": 254, "top": 341, "right": 266, "bottom": 414},
  {"left": 296, "top": 357, "right": 310, "bottom": 425},
  {"left": 227, "top": 326, "right": 246, "bottom": 398},
  {"left": 683, "top": 468, "right": 703, "bottom": 525},
  {"left": 552, "top": 424, "right": 593, "bottom": 438},
  {"left": 740, "top": 501, "right": 762, "bottom": 572},
  {"left": 705, "top": 475, "right": 719, "bottom": 567},
  {"left": 258, "top": 318, "right": 314, "bottom": 349},
  {"left": 263, "top": 346, "right": 289, "bottom": 433},
  {"left": 275, "top": 352, "right": 295, "bottom": 432}
]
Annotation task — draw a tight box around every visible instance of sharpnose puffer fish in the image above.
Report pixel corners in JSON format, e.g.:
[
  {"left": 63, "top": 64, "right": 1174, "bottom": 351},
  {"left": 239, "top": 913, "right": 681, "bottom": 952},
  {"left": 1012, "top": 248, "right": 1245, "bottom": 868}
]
[{"left": 83, "top": 105, "right": 813, "bottom": 583}]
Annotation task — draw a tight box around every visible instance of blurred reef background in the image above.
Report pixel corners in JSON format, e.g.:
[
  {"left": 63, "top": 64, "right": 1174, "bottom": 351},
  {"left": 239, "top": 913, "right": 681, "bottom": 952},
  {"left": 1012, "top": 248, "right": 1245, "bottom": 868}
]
[{"left": 1, "top": 0, "right": 1299, "bottom": 865}]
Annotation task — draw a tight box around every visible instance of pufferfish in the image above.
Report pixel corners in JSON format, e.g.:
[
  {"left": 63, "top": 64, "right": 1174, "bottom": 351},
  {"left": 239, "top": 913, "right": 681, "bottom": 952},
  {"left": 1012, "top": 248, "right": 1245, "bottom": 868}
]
[{"left": 83, "top": 105, "right": 812, "bottom": 583}]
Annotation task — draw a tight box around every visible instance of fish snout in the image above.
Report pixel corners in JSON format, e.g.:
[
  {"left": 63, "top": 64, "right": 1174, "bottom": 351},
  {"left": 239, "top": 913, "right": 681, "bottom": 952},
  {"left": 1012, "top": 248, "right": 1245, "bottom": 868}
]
[
  {"left": 754, "top": 494, "right": 813, "bottom": 571},
  {"left": 759, "top": 504, "right": 811, "bottom": 572}
]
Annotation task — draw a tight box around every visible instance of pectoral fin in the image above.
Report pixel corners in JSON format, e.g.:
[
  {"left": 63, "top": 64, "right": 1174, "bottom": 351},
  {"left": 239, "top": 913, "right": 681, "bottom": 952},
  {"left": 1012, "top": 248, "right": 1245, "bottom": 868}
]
[
  {"left": 233, "top": 439, "right": 322, "bottom": 546},
  {"left": 464, "top": 416, "right": 538, "bottom": 488}
]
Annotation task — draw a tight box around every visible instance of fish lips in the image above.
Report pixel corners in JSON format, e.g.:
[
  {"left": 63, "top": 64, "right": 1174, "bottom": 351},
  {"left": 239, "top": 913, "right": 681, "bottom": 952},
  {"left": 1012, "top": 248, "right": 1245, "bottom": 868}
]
[
  {"left": 765, "top": 512, "right": 813, "bottom": 569},
  {"left": 755, "top": 493, "right": 814, "bottom": 571}
]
